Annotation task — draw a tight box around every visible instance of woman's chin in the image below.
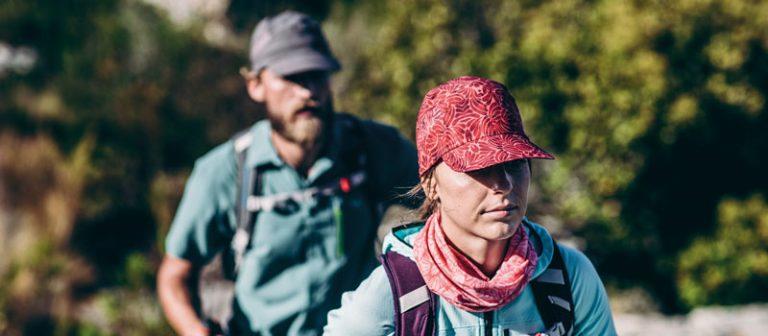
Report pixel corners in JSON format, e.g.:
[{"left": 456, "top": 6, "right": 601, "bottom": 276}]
[{"left": 482, "top": 221, "right": 521, "bottom": 241}]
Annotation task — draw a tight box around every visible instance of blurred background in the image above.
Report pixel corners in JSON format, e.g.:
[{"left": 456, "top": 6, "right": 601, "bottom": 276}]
[{"left": 1, "top": 0, "right": 767, "bottom": 334}]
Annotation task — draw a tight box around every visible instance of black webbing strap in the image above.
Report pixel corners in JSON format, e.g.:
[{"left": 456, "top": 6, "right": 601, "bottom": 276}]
[
  {"left": 336, "top": 114, "right": 377, "bottom": 220},
  {"left": 529, "top": 244, "right": 575, "bottom": 336}
]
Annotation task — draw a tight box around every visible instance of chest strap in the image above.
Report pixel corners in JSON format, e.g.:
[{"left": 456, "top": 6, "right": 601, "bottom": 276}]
[
  {"left": 245, "top": 170, "right": 366, "bottom": 212},
  {"left": 230, "top": 116, "right": 370, "bottom": 272}
]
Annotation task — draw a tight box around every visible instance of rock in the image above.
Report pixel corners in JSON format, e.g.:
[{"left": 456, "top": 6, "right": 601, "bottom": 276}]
[{"left": 614, "top": 304, "right": 768, "bottom": 335}]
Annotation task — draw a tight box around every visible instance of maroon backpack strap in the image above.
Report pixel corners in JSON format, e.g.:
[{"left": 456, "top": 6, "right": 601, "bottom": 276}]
[{"left": 381, "top": 250, "right": 437, "bottom": 336}]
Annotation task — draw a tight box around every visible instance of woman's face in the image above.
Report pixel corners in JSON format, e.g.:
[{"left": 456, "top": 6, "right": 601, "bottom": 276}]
[{"left": 429, "top": 159, "right": 530, "bottom": 242}]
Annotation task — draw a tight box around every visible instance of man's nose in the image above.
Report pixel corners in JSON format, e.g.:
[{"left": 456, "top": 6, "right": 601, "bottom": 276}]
[
  {"left": 293, "top": 82, "right": 312, "bottom": 99},
  {"left": 294, "top": 81, "right": 321, "bottom": 101}
]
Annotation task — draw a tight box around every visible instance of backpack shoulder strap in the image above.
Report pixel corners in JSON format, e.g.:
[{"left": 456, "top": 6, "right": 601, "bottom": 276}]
[
  {"left": 530, "top": 243, "right": 576, "bottom": 336},
  {"left": 229, "top": 128, "right": 262, "bottom": 276},
  {"left": 381, "top": 250, "right": 437, "bottom": 336},
  {"left": 232, "top": 128, "right": 252, "bottom": 230},
  {"left": 336, "top": 113, "right": 369, "bottom": 169}
]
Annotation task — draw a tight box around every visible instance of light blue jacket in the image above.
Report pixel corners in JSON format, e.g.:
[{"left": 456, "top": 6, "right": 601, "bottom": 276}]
[{"left": 324, "top": 219, "right": 617, "bottom": 336}]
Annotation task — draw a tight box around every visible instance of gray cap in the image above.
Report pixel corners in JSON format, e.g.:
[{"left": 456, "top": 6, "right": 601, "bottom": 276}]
[{"left": 249, "top": 11, "right": 341, "bottom": 76}]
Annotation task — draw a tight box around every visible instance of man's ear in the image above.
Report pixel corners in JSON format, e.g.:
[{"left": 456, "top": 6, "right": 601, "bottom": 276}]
[{"left": 246, "top": 76, "right": 265, "bottom": 103}]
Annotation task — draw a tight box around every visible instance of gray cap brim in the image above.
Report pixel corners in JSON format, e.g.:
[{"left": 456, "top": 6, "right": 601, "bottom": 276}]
[{"left": 263, "top": 47, "right": 341, "bottom": 76}]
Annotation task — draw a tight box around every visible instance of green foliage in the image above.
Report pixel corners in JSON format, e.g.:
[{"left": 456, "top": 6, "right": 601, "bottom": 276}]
[
  {"left": 121, "top": 253, "right": 155, "bottom": 291},
  {"left": 1, "top": 0, "right": 254, "bottom": 333},
  {"left": 72, "top": 323, "right": 108, "bottom": 336},
  {"left": 61, "top": 288, "right": 174, "bottom": 336},
  {"left": 678, "top": 195, "right": 768, "bottom": 307},
  {"left": 328, "top": 0, "right": 768, "bottom": 311},
  {"left": 0, "top": 237, "right": 95, "bottom": 335},
  {"left": 2, "top": 0, "right": 768, "bottom": 332}
]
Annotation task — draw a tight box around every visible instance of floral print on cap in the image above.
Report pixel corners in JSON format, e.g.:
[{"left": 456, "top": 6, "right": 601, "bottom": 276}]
[{"left": 415, "top": 76, "right": 554, "bottom": 175}]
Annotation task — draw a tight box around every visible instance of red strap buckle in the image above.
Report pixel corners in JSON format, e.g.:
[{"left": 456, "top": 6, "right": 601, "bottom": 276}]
[{"left": 339, "top": 177, "right": 351, "bottom": 193}]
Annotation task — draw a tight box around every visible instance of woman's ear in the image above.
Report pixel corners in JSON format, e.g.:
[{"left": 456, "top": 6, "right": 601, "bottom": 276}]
[{"left": 421, "top": 175, "right": 439, "bottom": 202}]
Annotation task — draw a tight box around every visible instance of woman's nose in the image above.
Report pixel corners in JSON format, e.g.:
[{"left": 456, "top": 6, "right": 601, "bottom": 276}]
[{"left": 489, "top": 166, "right": 513, "bottom": 193}]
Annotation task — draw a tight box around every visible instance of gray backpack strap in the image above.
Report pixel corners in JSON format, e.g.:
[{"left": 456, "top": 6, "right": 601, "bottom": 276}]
[
  {"left": 529, "top": 243, "right": 575, "bottom": 336},
  {"left": 197, "top": 129, "right": 256, "bottom": 331},
  {"left": 230, "top": 129, "right": 258, "bottom": 276},
  {"left": 232, "top": 128, "right": 253, "bottom": 227}
]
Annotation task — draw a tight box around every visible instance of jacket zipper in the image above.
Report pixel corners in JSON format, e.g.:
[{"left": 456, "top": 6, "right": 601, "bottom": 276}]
[{"left": 484, "top": 310, "right": 494, "bottom": 336}]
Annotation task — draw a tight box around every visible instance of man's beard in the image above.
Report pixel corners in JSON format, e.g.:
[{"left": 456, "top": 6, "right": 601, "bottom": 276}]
[{"left": 268, "top": 101, "right": 332, "bottom": 150}]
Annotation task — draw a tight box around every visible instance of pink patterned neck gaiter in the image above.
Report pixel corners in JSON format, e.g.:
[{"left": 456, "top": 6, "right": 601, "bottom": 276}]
[{"left": 413, "top": 212, "right": 538, "bottom": 312}]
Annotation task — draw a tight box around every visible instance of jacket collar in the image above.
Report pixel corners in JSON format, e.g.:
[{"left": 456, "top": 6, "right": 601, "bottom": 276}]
[{"left": 383, "top": 217, "right": 555, "bottom": 279}]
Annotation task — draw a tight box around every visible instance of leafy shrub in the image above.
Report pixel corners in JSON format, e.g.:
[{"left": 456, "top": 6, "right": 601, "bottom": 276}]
[{"left": 678, "top": 195, "right": 768, "bottom": 307}]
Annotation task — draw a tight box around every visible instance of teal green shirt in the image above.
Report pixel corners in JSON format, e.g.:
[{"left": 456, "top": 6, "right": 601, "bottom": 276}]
[{"left": 166, "top": 115, "right": 419, "bottom": 335}]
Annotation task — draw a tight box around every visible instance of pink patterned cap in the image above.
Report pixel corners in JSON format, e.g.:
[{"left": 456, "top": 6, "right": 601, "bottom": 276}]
[{"left": 416, "top": 76, "right": 554, "bottom": 176}]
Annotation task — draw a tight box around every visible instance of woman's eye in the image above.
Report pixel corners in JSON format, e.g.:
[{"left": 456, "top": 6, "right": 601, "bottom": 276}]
[{"left": 504, "top": 161, "right": 526, "bottom": 173}]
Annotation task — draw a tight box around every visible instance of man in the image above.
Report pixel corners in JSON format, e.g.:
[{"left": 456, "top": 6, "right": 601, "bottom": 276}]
[{"left": 157, "top": 11, "right": 418, "bottom": 336}]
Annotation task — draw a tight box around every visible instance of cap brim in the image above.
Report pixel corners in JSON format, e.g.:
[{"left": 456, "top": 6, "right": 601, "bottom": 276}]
[
  {"left": 442, "top": 133, "right": 554, "bottom": 173},
  {"left": 267, "top": 48, "right": 341, "bottom": 76}
]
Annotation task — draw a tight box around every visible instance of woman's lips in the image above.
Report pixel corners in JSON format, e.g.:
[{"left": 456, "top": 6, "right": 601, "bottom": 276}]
[{"left": 482, "top": 206, "right": 518, "bottom": 219}]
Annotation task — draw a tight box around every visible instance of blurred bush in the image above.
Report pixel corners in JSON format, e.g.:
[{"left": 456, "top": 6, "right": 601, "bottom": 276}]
[
  {"left": 0, "top": 132, "right": 95, "bottom": 335},
  {"left": 327, "top": 0, "right": 768, "bottom": 312},
  {"left": 678, "top": 195, "right": 768, "bottom": 308},
  {"left": 1, "top": 0, "right": 256, "bottom": 333},
  {"left": 1, "top": 0, "right": 767, "bottom": 333}
]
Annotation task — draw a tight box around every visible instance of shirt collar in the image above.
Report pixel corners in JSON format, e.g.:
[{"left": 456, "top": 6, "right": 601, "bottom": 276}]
[
  {"left": 245, "top": 120, "right": 284, "bottom": 169},
  {"left": 244, "top": 116, "right": 347, "bottom": 184}
]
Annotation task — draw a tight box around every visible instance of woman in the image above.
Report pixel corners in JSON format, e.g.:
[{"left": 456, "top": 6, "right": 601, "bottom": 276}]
[{"left": 324, "top": 76, "right": 616, "bottom": 336}]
